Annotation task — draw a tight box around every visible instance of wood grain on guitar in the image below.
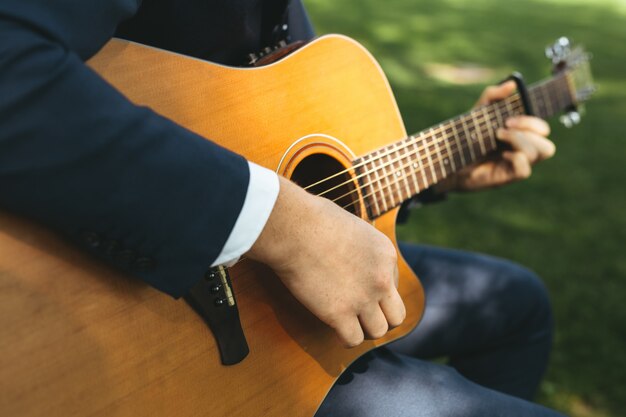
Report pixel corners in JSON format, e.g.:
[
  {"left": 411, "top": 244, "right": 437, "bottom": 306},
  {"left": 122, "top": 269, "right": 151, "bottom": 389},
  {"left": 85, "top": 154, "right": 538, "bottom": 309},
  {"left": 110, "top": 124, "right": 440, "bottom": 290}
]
[{"left": 0, "top": 35, "right": 593, "bottom": 417}]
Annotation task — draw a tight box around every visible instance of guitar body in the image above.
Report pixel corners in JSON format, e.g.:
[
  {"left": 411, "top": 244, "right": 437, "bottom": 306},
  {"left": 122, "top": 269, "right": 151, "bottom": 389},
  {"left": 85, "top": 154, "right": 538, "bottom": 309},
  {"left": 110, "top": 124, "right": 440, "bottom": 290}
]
[{"left": 0, "top": 35, "right": 424, "bottom": 416}]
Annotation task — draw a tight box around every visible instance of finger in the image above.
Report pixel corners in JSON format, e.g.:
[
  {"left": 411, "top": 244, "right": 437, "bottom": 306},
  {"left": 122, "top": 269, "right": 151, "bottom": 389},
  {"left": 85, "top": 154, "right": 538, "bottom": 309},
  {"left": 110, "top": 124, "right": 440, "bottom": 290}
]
[
  {"left": 476, "top": 81, "right": 517, "bottom": 106},
  {"left": 497, "top": 128, "right": 538, "bottom": 162},
  {"left": 501, "top": 151, "right": 532, "bottom": 180},
  {"left": 379, "top": 287, "right": 406, "bottom": 329},
  {"left": 506, "top": 116, "right": 551, "bottom": 137},
  {"left": 392, "top": 260, "right": 399, "bottom": 288},
  {"left": 332, "top": 314, "right": 365, "bottom": 348},
  {"left": 497, "top": 128, "right": 556, "bottom": 162},
  {"left": 358, "top": 304, "right": 389, "bottom": 340}
]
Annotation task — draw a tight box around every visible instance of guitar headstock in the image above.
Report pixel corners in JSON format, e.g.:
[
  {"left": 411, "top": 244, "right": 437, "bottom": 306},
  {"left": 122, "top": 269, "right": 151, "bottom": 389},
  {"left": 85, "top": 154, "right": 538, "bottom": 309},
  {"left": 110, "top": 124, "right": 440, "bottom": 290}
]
[{"left": 545, "top": 37, "right": 596, "bottom": 127}]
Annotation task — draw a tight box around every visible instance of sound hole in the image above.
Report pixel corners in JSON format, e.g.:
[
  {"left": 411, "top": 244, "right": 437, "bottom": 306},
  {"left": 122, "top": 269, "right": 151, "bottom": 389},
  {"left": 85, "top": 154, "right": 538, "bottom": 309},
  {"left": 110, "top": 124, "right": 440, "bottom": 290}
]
[{"left": 291, "top": 154, "right": 361, "bottom": 217}]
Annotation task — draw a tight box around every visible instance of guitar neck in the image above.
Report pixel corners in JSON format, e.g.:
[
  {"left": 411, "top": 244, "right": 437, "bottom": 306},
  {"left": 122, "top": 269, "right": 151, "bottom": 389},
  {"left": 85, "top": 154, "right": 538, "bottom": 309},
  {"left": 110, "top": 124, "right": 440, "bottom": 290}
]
[{"left": 353, "top": 72, "right": 574, "bottom": 219}]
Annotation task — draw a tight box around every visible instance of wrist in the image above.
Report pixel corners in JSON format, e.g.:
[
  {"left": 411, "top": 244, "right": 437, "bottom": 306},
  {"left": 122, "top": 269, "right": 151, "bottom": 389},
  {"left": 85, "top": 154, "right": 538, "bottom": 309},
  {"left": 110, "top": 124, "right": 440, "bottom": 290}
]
[{"left": 246, "top": 176, "right": 315, "bottom": 269}]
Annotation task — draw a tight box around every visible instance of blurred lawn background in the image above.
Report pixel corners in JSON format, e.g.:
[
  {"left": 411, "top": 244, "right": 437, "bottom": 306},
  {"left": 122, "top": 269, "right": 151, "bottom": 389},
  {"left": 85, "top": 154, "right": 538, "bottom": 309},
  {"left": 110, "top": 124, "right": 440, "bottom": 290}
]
[{"left": 306, "top": 0, "right": 626, "bottom": 416}]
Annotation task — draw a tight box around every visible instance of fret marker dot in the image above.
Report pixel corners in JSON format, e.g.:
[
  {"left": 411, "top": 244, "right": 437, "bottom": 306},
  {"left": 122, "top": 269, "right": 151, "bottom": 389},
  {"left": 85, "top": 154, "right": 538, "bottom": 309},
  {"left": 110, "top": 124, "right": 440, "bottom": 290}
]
[
  {"left": 396, "top": 171, "right": 402, "bottom": 177},
  {"left": 444, "top": 159, "right": 449, "bottom": 165},
  {"left": 413, "top": 163, "right": 419, "bottom": 168}
]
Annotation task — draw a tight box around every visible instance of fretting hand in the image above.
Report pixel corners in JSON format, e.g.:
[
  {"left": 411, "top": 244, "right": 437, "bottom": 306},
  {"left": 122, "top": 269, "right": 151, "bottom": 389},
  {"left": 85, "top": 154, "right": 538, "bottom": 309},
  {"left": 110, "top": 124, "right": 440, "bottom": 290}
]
[{"left": 436, "top": 81, "right": 556, "bottom": 193}]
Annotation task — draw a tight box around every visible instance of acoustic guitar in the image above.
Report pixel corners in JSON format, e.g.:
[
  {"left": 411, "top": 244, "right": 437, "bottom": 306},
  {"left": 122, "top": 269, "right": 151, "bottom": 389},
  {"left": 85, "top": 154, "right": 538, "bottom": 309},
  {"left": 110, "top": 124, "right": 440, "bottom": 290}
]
[{"left": 0, "top": 35, "right": 594, "bottom": 416}]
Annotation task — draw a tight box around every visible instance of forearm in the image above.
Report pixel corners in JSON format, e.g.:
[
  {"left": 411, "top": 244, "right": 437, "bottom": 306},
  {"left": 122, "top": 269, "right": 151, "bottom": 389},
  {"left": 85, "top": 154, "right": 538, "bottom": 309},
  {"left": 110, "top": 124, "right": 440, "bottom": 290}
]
[{"left": 0, "top": 6, "right": 252, "bottom": 298}]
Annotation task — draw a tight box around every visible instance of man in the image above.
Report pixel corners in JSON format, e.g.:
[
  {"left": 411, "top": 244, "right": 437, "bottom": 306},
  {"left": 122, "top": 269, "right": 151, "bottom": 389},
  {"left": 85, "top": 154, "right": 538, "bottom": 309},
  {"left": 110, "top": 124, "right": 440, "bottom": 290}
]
[{"left": 0, "top": 0, "right": 564, "bottom": 415}]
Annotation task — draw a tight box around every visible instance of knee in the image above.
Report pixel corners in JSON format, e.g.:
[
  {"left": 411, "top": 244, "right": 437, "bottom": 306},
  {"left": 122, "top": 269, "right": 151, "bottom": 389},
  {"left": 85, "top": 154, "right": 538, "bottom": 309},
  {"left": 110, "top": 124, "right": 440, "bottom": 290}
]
[{"left": 503, "top": 264, "right": 554, "bottom": 341}]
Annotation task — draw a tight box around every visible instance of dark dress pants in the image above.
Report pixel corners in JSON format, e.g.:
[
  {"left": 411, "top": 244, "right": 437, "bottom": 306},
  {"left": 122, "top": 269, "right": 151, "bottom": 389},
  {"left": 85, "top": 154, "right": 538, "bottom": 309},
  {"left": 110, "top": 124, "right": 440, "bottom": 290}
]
[{"left": 316, "top": 243, "right": 566, "bottom": 417}]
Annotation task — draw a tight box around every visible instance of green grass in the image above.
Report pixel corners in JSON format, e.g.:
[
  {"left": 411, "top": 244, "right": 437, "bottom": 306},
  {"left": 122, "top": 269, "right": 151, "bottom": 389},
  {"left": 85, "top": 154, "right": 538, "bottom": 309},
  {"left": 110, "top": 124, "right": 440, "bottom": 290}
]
[{"left": 306, "top": 0, "right": 626, "bottom": 415}]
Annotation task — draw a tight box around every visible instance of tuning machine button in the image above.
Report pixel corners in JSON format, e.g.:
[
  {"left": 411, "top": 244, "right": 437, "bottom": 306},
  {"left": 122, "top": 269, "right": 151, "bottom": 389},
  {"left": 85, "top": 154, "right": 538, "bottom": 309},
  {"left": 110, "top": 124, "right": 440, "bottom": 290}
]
[
  {"left": 560, "top": 111, "right": 581, "bottom": 128},
  {"left": 546, "top": 36, "right": 571, "bottom": 64}
]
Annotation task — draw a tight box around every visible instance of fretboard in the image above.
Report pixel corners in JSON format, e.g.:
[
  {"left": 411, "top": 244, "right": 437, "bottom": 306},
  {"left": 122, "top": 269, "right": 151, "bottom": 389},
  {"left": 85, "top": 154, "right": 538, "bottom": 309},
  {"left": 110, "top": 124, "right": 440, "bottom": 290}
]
[{"left": 353, "top": 73, "right": 574, "bottom": 219}]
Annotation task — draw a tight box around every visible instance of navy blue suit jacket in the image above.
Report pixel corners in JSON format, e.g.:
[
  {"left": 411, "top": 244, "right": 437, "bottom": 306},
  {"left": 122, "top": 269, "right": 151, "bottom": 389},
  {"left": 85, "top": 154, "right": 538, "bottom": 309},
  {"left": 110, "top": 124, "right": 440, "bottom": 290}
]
[{"left": 0, "top": 0, "right": 313, "bottom": 297}]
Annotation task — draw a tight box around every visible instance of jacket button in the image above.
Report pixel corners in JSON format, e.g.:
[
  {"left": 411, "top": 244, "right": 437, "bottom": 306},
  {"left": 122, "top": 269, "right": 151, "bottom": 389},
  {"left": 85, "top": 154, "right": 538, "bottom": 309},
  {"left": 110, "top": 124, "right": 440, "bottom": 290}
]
[
  {"left": 83, "top": 232, "right": 101, "bottom": 248},
  {"left": 134, "top": 257, "right": 156, "bottom": 272}
]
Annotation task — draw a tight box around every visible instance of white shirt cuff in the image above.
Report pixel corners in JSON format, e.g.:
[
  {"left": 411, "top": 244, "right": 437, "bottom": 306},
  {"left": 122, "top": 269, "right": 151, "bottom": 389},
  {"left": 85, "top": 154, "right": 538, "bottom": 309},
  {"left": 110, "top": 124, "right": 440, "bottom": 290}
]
[{"left": 211, "top": 161, "right": 279, "bottom": 267}]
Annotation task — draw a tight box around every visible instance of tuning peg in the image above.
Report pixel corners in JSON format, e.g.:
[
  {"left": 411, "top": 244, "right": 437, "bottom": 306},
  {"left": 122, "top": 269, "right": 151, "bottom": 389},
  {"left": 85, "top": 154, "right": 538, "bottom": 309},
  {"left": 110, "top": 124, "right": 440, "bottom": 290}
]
[
  {"left": 559, "top": 111, "right": 581, "bottom": 128},
  {"left": 546, "top": 37, "right": 572, "bottom": 64},
  {"left": 557, "top": 37, "right": 571, "bottom": 49}
]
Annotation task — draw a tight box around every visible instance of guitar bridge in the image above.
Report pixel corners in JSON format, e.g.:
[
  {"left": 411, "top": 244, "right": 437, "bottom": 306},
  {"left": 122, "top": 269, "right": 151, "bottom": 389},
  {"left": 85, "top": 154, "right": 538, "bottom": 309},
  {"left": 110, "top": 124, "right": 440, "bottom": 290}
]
[{"left": 184, "top": 266, "right": 249, "bottom": 365}]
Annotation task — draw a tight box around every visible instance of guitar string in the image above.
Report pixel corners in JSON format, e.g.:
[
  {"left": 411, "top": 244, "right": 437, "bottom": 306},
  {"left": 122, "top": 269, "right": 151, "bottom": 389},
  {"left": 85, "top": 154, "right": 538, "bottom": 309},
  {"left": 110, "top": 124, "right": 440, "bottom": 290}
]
[
  {"left": 328, "top": 106, "right": 511, "bottom": 208},
  {"left": 302, "top": 75, "right": 565, "bottom": 195},
  {"left": 317, "top": 99, "right": 525, "bottom": 208},
  {"left": 314, "top": 98, "right": 523, "bottom": 200},
  {"left": 315, "top": 78, "right": 567, "bottom": 209},
  {"left": 301, "top": 94, "right": 523, "bottom": 193},
  {"left": 329, "top": 100, "right": 525, "bottom": 212},
  {"left": 336, "top": 88, "right": 567, "bottom": 214},
  {"left": 336, "top": 104, "right": 522, "bottom": 213}
]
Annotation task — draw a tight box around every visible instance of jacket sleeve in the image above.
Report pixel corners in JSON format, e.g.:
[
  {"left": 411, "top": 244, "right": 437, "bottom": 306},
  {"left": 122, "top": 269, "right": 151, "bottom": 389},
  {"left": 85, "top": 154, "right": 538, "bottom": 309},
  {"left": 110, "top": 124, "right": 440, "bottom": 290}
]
[{"left": 0, "top": 0, "right": 251, "bottom": 298}]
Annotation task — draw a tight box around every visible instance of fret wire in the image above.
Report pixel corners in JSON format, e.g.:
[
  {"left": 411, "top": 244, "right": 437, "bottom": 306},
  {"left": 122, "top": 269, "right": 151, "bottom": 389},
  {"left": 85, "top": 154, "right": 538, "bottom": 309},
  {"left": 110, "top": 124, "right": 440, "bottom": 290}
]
[
  {"left": 414, "top": 133, "right": 432, "bottom": 186},
  {"left": 449, "top": 118, "right": 467, "bottom": 166},
  {"left": 380, "top": 146, "right": 395, "bottom": 208},
  {"left": 446, "top": 123, "right": 464, "bottom": 170},
  {"left": 481, "top": 106, "right": 498, "bottom": 149},
  {"left": 438, "top": 127, "right": 454, "bottom": 176},
  {"left": 392, "top": 142, "right": 411, "bottom": 200},
  {"left": 504, "top": 98, "right": 514, "bottom": 119},
  {"left": 459, "top": 115, "right": 477, "bottom": 162},
  {"left": 382, "top": 145, "right": 399, "bottom": 204},
  {"left": 392, "top": 141, "right": 413, "bottom": 200},
  {"left": 422, "top": 133, "right": 438, "bottom": 186},
  {"left": 382, "top": 146, "right": 403, "bottom": 207},
  {"left": 401, "top": 138, "right": 420, "bottom": 196},
  {"left": 494, "top": 101, "right": 505, "bottom": 129},
  {"left": 363, "top": 155, "right": 381, "bottom": 217},
  {"left": 473, "top": 107, "right": 497, "bottom": 153},
  {"left": 430, "top": 128, "right": 448, "bottom": 178},
  {"left": 441, "top": 126, "right": 457, "bottom": 172},
  {"left": 470, "top": 111, "right": 487, "bottom": 155},
  {"left": 424, "top": 125, "right": 464, "bottom": 171},
  {"left": 455, "top": 117, "right": 474, "bottom": 164},
  {"left": 371, "top": 151, "right": 390, "bottom": 214},
  {"left": 409, "top": 137, "right": 426, "bottom": 192}
]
